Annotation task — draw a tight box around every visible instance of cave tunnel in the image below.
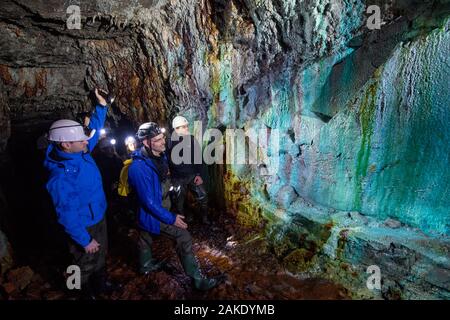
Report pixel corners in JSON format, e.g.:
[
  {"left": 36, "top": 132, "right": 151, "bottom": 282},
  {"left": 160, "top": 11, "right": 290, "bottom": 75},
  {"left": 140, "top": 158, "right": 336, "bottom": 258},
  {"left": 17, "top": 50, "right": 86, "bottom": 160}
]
[{"left": 0, "top": 0, "right": 449, "bottom": 303}]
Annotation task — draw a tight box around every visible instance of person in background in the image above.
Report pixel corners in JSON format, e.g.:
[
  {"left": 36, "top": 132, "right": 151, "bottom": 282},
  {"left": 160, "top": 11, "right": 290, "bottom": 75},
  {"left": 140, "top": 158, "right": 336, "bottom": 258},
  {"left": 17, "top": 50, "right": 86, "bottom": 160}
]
[
  {"left": 167, "top": 116, "right": 210, "bottom": 225},
  {"left": 93, "top": 137, "right": 123, "bottom": 201},
  {"left": 125, "top": 136, "right": 137, "bottom": 156}
]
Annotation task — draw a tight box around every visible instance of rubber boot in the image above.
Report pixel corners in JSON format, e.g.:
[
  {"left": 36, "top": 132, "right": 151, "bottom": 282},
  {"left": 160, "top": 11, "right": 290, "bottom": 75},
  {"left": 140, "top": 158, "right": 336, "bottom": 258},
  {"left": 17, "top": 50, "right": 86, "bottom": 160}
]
[
  {"left": 79, "top": 278, "right": 97, "bottom": 300},
  {"left": 181, "top": 254, "right": 225, "bottom": 291},
  {"left": 139, "top": 249, "right": 166, "bottom": 275},
  {"left": 183, "top": 211, "right": 194, "bottom": 224},
  {"left": 200, "top": 205, "right": 211, "bottom": 225},
  {"left": 91, "top": 267, "right": 122, "bottom": 296}
]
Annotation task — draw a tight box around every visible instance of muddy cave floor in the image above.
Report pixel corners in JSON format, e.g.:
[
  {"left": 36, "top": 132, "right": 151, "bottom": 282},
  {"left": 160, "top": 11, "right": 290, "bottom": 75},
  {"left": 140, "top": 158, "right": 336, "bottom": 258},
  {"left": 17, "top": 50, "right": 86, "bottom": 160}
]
[{"left": 1, "top": 206, "right": 350, "bottom": 300}]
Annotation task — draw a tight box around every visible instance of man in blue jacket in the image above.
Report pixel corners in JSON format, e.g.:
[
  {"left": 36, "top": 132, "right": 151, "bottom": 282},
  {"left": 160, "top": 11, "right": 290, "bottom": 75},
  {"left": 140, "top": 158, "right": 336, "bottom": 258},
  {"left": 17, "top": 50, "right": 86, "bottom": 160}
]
[
  {"left": 128, "top": 122, "right": 223, "bottom": 291},
  {"left": 44, "top": 89, "right": 114, "bottom": 299}
]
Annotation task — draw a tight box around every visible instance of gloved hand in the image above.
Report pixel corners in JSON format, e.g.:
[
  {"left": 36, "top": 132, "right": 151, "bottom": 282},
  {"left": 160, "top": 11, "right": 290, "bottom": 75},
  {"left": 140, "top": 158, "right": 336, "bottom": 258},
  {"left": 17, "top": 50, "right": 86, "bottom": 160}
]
[{"left": 95, "top": 88, "right": 115, "bottom": 105}]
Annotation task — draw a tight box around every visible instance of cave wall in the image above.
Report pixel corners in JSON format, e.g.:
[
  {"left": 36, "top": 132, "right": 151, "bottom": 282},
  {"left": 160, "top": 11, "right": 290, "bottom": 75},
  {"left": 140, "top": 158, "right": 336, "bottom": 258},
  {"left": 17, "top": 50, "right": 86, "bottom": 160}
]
[
  {"left": 0, "top": 0, "right": 372, "bottom": 261},
  {"left": 0, "top": 0, "right": 378, "bottom": 139},
  {"left": 300, "top": 25, "right": 450, "bottom": 235},
  {"left": 216, "top": 2, "right": 450, "bottom": 298},
  {"left": 0, "top": 0, "right": 449, "bottom": 299},
  {"left": 200, "top": 0, "right": 450, "bottom": 298},
  {"left": 209, "top": 1, "right": 450, "bottom": 237}
]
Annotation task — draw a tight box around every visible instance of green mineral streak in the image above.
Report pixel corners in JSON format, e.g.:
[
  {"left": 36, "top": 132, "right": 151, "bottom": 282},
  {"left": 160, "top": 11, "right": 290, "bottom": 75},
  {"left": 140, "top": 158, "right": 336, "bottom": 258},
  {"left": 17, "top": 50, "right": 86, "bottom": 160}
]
[
  {"left": 264, "top": 75, "right": 292, "bottom": 129},
  {"left": 208, "top": 63, "right": 220, "bottom": 123},
  {"left": 207, "top": 43, "right": 235, "bottom": 127},
  {"left": 353, "top": 79, "right": 378, "bottom": 211}
]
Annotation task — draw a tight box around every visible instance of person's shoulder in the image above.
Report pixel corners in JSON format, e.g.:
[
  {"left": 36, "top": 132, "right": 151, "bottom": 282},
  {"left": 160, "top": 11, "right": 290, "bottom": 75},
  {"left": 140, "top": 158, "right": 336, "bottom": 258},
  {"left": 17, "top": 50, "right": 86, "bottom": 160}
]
[
  {"left": 130, "top": 155, "right": 145, "bottom": 165},
  {"left": 128, "top": 157, "right": 147, "bottom": 174},
  {"left": 46, "top": 168, "right": 73, "bottom": 191},
  {"left": 45, "top": 159, "right": 65, "bottom": 175}
]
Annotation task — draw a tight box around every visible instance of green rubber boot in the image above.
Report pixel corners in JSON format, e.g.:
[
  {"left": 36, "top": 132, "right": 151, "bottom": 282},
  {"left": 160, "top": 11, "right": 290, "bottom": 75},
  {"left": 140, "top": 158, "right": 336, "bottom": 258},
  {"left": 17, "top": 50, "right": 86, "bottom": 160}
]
[
  {"left": 200, "top": 206, "right": 211, "bottom": 225},
  {"left": 181, "top": 254, "right": 225, "bottom": 291},
  {"left": 139, "top": 249, "right": 166, "bottom": 275}
]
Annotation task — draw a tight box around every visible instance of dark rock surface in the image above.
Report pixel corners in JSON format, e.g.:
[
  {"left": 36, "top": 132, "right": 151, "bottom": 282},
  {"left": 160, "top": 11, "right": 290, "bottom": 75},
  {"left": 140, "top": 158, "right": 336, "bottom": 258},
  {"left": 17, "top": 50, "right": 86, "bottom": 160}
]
[{"left": 0, "top": 0, "right": 449, "bottom": 300}]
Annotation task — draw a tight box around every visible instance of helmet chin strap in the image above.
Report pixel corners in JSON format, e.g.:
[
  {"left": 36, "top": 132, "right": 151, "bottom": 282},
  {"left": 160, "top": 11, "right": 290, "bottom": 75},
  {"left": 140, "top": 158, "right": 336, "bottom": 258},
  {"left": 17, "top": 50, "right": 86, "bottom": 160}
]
[{"left": 144, "top": 144, "right": 161, "bottom": 158}]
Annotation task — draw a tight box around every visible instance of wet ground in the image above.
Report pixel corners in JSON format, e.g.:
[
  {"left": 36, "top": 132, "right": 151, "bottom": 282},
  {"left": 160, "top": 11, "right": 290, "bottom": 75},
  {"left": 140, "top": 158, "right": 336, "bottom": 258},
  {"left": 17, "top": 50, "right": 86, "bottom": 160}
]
[{"left": 0, "top": 205, "right": 350, "bottom": 300}]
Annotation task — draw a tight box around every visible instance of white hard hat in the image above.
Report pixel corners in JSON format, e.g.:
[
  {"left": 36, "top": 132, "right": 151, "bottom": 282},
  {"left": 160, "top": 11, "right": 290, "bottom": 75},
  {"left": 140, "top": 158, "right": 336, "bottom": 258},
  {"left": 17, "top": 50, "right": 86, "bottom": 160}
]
[
  {"left": 47, "top": 119, "right": 96, "bottom": 142},
  {"left": 172, "top": 116, "right": 189, "bottom": 129}
]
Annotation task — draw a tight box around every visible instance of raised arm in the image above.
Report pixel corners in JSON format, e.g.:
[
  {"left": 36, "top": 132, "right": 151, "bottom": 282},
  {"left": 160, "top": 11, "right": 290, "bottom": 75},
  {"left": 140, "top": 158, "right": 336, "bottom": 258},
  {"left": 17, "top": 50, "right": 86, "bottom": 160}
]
[{"left": 87, "top": 88, "right": 108, "bottom": 152}]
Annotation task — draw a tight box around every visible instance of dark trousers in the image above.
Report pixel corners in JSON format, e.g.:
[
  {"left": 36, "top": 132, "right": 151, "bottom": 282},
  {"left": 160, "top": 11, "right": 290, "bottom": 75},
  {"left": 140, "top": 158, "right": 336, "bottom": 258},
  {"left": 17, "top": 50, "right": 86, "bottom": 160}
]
[
  {"left": 138, "top": 223, "right": 193, "bottom": 258},
  {"left": 138, "top": 179, "right": 193, "bottom": 261},
  {"left": 68, "top": 218, "right": 107, "bottom": 288},
  {"left": 171, "top": 174, "right": 208, "bottom": 217}
]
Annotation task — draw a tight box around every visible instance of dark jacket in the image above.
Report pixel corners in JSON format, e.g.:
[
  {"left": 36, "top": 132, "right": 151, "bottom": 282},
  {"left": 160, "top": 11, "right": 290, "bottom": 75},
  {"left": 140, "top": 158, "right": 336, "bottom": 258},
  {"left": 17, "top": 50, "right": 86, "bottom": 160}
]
[
  {"left": 93, "top": 151, "right": 123, "bottom": 199},
  {"left": 167, "top": 134, "right": 206, "bottom": 179}
]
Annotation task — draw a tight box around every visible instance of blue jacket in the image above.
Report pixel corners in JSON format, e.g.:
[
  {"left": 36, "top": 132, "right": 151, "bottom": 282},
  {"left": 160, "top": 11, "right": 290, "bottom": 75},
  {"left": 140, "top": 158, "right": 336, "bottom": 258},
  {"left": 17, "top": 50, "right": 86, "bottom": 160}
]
[
  {"left": 43, "top": 104, "right": 108, "bottom": 247},
  {"left": 127, "top": 149, "right": 176, "bottom": 234}
]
